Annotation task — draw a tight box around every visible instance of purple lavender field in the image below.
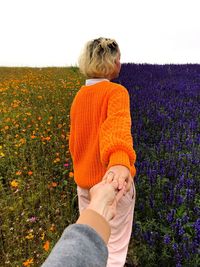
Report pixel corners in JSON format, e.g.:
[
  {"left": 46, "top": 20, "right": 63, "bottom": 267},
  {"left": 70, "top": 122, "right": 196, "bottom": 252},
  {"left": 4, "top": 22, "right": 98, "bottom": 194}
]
[{"left": 114, "top": 64, "right": 200, "bottom": 267}]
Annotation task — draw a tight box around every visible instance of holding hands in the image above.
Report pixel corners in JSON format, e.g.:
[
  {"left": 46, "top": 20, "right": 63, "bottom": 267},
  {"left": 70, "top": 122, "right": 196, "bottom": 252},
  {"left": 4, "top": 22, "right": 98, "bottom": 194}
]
[
  {"left": 88, "top": 180, "right": 125, "bottom": 221},
  {"left": 102, "top": 164, "right": 132, "bottom": 193},
  {"left": 87, "top": 164, "right": 133, "bottom": 222}
]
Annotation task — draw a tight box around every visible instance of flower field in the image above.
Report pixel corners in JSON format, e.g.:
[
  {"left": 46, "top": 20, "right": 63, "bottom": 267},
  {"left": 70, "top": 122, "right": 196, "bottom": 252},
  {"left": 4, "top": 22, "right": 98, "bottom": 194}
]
[
  {"left": 0, "top": 67, "right": 84, "bottom": 266},
  {"left": 0, "top": 64, "right": 200, "bottom": 266},
  {"left": 114, "top": 64, "right": 200, "bottom": 267}
]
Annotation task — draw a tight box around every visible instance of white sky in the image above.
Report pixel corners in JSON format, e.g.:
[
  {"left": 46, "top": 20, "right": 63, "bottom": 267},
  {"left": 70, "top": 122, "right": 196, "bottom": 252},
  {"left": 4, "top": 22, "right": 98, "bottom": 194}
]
[{"left": 0, "top": 0, "right": 200, "bottom": 67}]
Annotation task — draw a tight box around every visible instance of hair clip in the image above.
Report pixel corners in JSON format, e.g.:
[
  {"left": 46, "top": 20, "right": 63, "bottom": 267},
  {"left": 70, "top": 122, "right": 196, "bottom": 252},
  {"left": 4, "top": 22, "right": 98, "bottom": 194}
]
[{"left": 108, "top": 41, "right": 118, "bottom": 53}]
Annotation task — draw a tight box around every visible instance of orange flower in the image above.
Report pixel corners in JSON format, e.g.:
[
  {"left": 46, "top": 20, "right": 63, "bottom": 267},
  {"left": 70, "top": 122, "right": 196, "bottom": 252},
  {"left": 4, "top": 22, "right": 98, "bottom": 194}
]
[
  {"left": 23, "top": 258, "right": 34, "bottom": 266},
  {"left": 16, "top": 171, "right": 22, "bottom": 176},
  {"left": 43, "top": 240, "right": 50, "bottom": 251},
  {"left": 19, "top": 138, "right": 26, "bottom": 144},
  {"left": 69, "top": 172, "right": 74, "bottom": 178},
  {"left": 49, "top": 224, "right": 56, "bottom": 232},
  {"left": 28, "top": 171, "right": 33, "bottom": 176},
  {"left": 31, "top": 135, "right": 36, "bottom": 139},
  {"left": 41, "top": 136, "right": 51, "bottom": 142},
  {"left": 51, "top": 182, "right": 58, "bottom": 187}
]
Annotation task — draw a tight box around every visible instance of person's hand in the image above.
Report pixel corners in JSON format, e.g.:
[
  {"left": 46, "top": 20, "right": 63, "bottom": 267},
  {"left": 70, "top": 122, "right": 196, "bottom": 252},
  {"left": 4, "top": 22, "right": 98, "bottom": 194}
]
[
  {"left": 88, "top": 180, "right": 125, "bottom": 221},
  {"left": 102, "top": 165, "right": 132, "bottom": 193}
]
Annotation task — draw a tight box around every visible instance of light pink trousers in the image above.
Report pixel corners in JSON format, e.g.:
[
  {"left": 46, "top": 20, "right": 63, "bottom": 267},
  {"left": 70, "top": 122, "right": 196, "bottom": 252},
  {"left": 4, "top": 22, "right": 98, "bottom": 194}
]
[{"left": 77, "top": 182, "right": 136, "bottom": 267}]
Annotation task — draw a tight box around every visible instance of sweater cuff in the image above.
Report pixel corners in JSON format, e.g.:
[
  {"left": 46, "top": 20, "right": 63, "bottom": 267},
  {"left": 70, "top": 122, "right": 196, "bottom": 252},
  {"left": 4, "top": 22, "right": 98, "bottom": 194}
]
[
  {"left": 76, "top": 209, "right": 111, "bottom": 244},
  {"left": 107, "top": 150, "right": 131, "bottom": 171}
]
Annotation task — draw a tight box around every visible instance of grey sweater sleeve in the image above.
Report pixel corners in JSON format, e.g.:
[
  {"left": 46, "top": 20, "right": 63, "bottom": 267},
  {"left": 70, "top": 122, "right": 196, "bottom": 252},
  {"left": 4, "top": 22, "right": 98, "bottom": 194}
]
[{"left": 41, "top": 224, "right": 108, "bottom": 267}]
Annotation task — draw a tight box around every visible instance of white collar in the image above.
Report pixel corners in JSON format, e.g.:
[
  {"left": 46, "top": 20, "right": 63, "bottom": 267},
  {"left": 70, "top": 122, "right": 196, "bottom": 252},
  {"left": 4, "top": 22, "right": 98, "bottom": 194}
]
[{"left": 85, "top": 78, "right": 109, "bottom": 86}]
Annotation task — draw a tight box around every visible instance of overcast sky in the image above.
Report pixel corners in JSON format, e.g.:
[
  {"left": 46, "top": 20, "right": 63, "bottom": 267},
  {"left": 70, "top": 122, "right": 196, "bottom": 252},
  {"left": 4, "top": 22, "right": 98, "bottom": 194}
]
[{"left": 0, "top": 0, "right": 200, "bottom": 67}]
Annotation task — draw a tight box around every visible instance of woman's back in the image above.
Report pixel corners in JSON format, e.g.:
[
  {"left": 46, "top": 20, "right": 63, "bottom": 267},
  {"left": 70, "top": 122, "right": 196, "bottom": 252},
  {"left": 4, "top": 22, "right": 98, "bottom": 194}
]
[{"left": 69, "top": 80, "right": 136, "bottom": 189}]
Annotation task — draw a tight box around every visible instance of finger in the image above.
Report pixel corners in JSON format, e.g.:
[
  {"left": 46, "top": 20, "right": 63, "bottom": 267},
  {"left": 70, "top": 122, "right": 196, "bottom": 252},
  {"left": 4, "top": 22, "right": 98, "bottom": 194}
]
[
  {"left": 118, "top": 176, "right": 126, "bottom": 190},
  {"left": 125, "top": 176, "right": 132, "bottom": 192},
  {"left": 106, "top": 172, "right": 115, "bottom": 183},
  {"left": 123, "top": 182, "right": 127, "bottom": 195},
  {"left": 116, "top": 186, "right": 126, "bottom": 201},
  {"left": 110, "top": 179, "right": 119, "bottom": 190}
]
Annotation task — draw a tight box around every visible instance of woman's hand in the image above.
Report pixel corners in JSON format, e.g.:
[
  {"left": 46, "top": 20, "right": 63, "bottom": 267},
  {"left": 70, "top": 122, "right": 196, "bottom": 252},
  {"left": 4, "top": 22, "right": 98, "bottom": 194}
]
[
  {"left": 102, "top": 165, "right": 132, "bottom": 193},
  {"left": 88, "top": 180, "right": 125, "bottom": 221}
]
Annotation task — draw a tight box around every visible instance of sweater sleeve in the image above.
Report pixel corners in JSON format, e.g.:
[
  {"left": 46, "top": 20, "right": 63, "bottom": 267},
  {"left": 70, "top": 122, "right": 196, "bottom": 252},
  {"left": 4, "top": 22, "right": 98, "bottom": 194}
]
[
  {"left": 41, "top": 224, "right": 108, "bottom": 267},
  {"left": 69, "top": 104, "right": 75, "bottom": 158},
  {"left": 99, "top": 86, "right": 136, "bottom": 176}
]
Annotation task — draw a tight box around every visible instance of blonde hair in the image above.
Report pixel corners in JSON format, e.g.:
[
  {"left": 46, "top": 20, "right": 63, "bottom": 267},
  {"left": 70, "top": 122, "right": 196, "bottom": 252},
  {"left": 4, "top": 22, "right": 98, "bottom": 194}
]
[{"left": 78, "top": 37, "right": 120, "bottom": 78}]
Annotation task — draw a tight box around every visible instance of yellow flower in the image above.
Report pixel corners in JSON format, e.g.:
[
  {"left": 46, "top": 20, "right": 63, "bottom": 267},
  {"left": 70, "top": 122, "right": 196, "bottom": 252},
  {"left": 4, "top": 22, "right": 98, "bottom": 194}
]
[
  {"left": 23, "top": 258, "right": 34, "bottom": 266},
  {"left": 41, "top": 232, "right": 45, "bottom": 240},
  {"left": 25, "top": 233, "right": 34, "bottom": 240},
  {"left": 10, "top": 180, "right": 19, "bottom": 188},
  {"left": 53, "top": 158, "right": 60, "bottom": 163},
  {"left": 0, "top": 152, "right": 5, "bottom": 157}
]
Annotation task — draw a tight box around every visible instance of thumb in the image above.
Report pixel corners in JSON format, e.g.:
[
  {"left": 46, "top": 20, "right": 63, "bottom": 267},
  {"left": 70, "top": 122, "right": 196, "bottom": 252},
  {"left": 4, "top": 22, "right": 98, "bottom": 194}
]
[
  {"left": 118, "top": 176, "right": 126, "bottom": 190},
  {"left": 116, "top": 185, "right": 126, "bottom": 202}
]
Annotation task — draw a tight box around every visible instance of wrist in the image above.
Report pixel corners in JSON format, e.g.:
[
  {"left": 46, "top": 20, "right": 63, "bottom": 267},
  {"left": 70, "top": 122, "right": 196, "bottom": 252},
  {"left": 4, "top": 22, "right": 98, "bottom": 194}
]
[{"left": 88, "top": 201, "right": 107, "bottom": 220}]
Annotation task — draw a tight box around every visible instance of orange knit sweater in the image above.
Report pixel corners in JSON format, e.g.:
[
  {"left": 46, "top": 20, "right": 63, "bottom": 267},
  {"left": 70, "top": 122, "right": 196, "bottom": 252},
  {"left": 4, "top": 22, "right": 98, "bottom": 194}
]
[{"left": 69, "top": 80, "right": 136, "bottom": 189}]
